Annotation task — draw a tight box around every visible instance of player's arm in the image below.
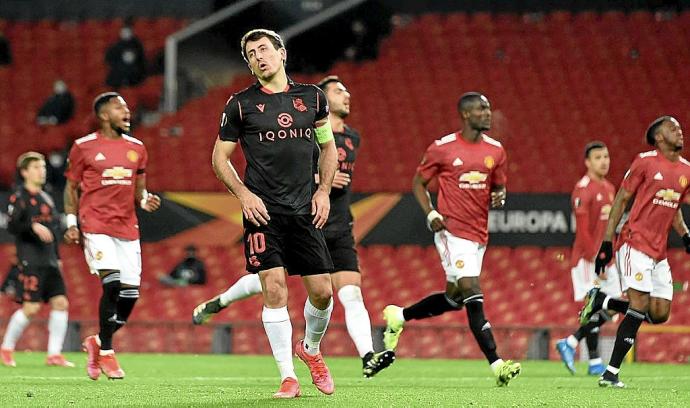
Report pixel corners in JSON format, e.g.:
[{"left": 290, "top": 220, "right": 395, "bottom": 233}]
[
  {"left": 7, "top": 194, "right": 52, "bottom": 243},
  {"left": 594, "top": 186, "right": 634, "bottom": 274},
  {"left": 672, "top": 209, "right": 690, "bottom": 253},
  {"left": 412, "top": 172, "right": 445, "bottom": 232},
  {"left": 135, "top": 175, "right": 161, "bottom": 213},
  {"left": 490, "top": 149, "right": 508, "bottom": 208},
  {"left": 312, "top": 117, "right": 337, "bottom": 228},
  {"left": 63, "top": 179, "right": 81, "bottom": 244},
  {"left": 212, "top": 138, "right": 269, "bottom": 226},
  {"left": 572, "top": 191, "right": 596, "bottom": 259}
]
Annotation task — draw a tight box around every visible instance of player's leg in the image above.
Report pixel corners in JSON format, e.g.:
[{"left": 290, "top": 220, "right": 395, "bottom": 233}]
[
  {"left": 296, "top": 272, "right": 335, "bottom": 395},
  {"left": 288, "top": 215, "right": 335, "bottom": 395},
  {"left": 81, "top": 233, "right": 120, "bottom": 379},
  {"left": 454, "top": 239, "right": 519, "bottom": 386},
  {"left": 599, "top": 245, "right": 661, "bottom": 388},
  {"left": 1, "top": 301, "right": 40, "bottom": 367},
  {"left": 383, "top": 231, "right": 464, "bottom": 351},
  {"left": 586, "top": 264, "right": 623, "bottom": 376},
  {"left": 43, "top": 265, "right": 73, "bottom": 367},
  {"left": 192, "top": 273, "right": 262, "bottom": 325},
  {"left": 259, "top": 267, "right": 299, "bottom": 398},
  {"left": 599, "top": 288, "right": 648, "bottom": 388},
  {"left": 2, "top": 267, "right": 44, "bottom": 367},
  {"left": 580, "top": 251, "right": 630, "bottom": 324},
  {"left": 558, "top": 260, "right": 607, "bottom": 374},
  {"left": 46, "top": 291, "right": 74, "bottom": 367}
]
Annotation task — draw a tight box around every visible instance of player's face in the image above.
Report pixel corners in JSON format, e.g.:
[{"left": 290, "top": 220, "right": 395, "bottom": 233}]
[
  {"left": 585, "top": 147, "right": 610, "bottom": 178},
  {"left": 325, "top": 82, "right": 350, "bottom": 118},
  {"left": 21, "top": 160, "right": 46, "bottom": 187},
  {"left": 463, "top": 97, "right": 492, "bottom": 131},
  {"left": 245, "top": 37, "right": 286, "bottom": 81},
  {"left": 659, "top": 118, "right": 683, "bottom": 151},
  {"left": 103, "top": 96, "right": 131, "bottom": 134}
]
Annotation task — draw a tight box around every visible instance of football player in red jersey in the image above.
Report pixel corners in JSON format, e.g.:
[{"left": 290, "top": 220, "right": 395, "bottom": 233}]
[
  {"left": 383, "top": 93, "right": 521, "bottom": 386},
  {"left": 556, "top": 142, "right": 621, "bottom": 376},
  {"left": 63, "top": 92, "right": 160, "bottom": 380},
  {"left": 582, "top": 116, "right": 690, "bottom": 388}
]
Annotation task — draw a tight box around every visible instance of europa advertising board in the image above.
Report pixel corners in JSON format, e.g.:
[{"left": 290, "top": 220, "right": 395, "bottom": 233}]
[{"left": 0, "top": 191, "right": 687, "bottom": 247}]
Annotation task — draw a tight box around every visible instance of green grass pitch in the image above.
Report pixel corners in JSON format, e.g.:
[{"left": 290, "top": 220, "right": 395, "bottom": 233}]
[{"left": 1, "top": 353, "right": 689, "bottom": 407}]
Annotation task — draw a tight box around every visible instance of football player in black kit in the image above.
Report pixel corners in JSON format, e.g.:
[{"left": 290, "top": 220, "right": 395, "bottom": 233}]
[
  {"left": 210, "top": 29, "right": 338, "bottom": 398},
  {"left": 194, "top": 76, "right": 395, "bottom": 378},
  {"left": 1, "top": 152, "right": 73, "bottom": 368}
]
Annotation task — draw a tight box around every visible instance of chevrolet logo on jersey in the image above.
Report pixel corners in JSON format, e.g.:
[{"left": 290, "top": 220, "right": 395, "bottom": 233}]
[
  {"left": 459, "top": 171, "right": 488, "bottom": 184},
  {"left": 653, "top": 188, "right": 681, "bottom": 209},
  {"left": 101, "top": 167, "right": 133, "bottom": 185},
  {"left": 459, "top": 171, "right": 488, "bottom": 190}
]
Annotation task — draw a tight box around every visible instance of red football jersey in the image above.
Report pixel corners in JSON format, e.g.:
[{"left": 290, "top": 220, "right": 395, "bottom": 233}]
[
  {"left": 570, "top": 175, "right": 616, "bottom": 267},
  {"left": 65, "top": 132, "right": 148, "bottom": 240},
  {"left": 417, "top": 132, "right": 507, "bottom": 245},
  {"left": 618, "top": 150, "right": 690, "bottom": 260}
]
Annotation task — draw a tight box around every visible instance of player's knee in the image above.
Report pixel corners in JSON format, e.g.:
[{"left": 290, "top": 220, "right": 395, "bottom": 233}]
[
  {"left": 22, "top": 302, "right": 41, "bottom": 317},
  {"left": 648, "top": 310, "right": 670, "bottom": 324},
  {"left": 50, "top": 295, "right": 69, "bottom": 311},
  {"left": 263, "top": 282, "right": 288, "bottom": 306},
  {"left": 309, "top": 289, "right": 333, "bottom": 309}
]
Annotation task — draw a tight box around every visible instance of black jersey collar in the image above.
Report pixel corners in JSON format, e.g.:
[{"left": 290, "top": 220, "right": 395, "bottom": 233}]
[{"left": 255, "top": 77, "right": 295, "bottom": 95}]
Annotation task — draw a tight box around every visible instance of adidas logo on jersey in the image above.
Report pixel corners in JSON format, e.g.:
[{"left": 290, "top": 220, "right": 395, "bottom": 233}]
[
  {"left": 623, "top": 337, "right": 635, "bottom": 345},
  {"left": 95, "top": 153, "right": 106, "bottom": 161},
  {"left": 654, "top": 172, "right": 664, "bottom": 180},
  {"left": 452, "top": 157, "right": 463, "bottom": 166}
]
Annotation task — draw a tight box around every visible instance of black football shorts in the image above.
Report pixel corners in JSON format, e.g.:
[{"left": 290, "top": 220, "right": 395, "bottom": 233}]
[
  {"left": 243, "top": 214, "right": 334, "bottom": 276},
  {"left": 18, "top": 266, "right": 67, "bottom": 303}
]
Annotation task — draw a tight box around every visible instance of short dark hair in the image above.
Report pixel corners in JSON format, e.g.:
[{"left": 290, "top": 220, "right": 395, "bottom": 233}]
[
  {"left": 93, "top": 92, "right": 121, "bottom": 115},
  {"left": 584, "top": 141, "right": 607, "bottom": 159},
  {"left": 457, "top": 92, "right": 486, "bottom": 113},
  {"left": 645, "top": 116, "right": 673, "bottom": 146},
  {"left": 16, "top": 151, "right": 45, "bottom": 170},
  {"left": 240, "top": 29, "right": 284, "bottom": 63},
  {"left": 317, "top": 75, "right": 343, "bottom": 90}
]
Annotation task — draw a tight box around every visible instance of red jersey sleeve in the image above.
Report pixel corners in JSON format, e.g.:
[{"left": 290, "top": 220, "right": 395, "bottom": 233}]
[
  {"left": 64, "top": 143, "right": 85, "bottom": 182},
  {"left": 492, "top": 149, "right": 507, "bottom": 186},
  {"left": 621, "top": 156, "right": 646, "bottom": 193},
  {"left": 138, "top": 145, "right": 148, "bottom": 174},
  {"left": 416, "top": 142, "right": 442, "bottom": 181},
  {"left": 572, "top": 186, "right": 596, "bottom": 257}
]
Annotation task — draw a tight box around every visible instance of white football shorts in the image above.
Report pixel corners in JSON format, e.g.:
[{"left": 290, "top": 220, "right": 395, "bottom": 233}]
[
  {"left": 83, "top": 233, "right": 142, "bottom": 286},
  {"left": 617, "top": 243, "right": 673, "bottom": 301},
  {"left": 434, "top": 230, "right": 486, "bottom": 283},
  {"left": 571, "top": 258, "right": 622, "bottom": 301}
]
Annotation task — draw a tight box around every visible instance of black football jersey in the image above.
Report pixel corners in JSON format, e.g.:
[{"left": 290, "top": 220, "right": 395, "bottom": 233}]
[
  {"left": 324, "top": 126, "right": 360, "bottom": 232},
  {"left": 219, "top": 79, "right": 329, "bottom": 215},
  {"left": 7, "top": 186, "right": 60, "bottom": 268}
]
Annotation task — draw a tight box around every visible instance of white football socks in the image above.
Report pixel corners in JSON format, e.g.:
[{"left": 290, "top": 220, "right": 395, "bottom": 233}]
[
  {"left": 303, "top": 297, "right": 333, "bottom": 356},
  {"left": 219, "top": 274, "right": 262, "bottom": 306},
  {"left": 338, "top": 285, "right": 374, "bottom": 357},
  {"left": 262, "top": 306, "right": 296, "bottom": 381},
  {"left": 47, "top": 310, "right": 68, "bottom": 356},
  {"left": 1, "top": 309, "right": 30, "bottom": 350}
]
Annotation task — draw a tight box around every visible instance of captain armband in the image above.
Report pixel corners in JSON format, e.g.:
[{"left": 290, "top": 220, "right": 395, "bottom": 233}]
[{"left": 315, "top": 122, "right": 334, "bottom": 144}]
